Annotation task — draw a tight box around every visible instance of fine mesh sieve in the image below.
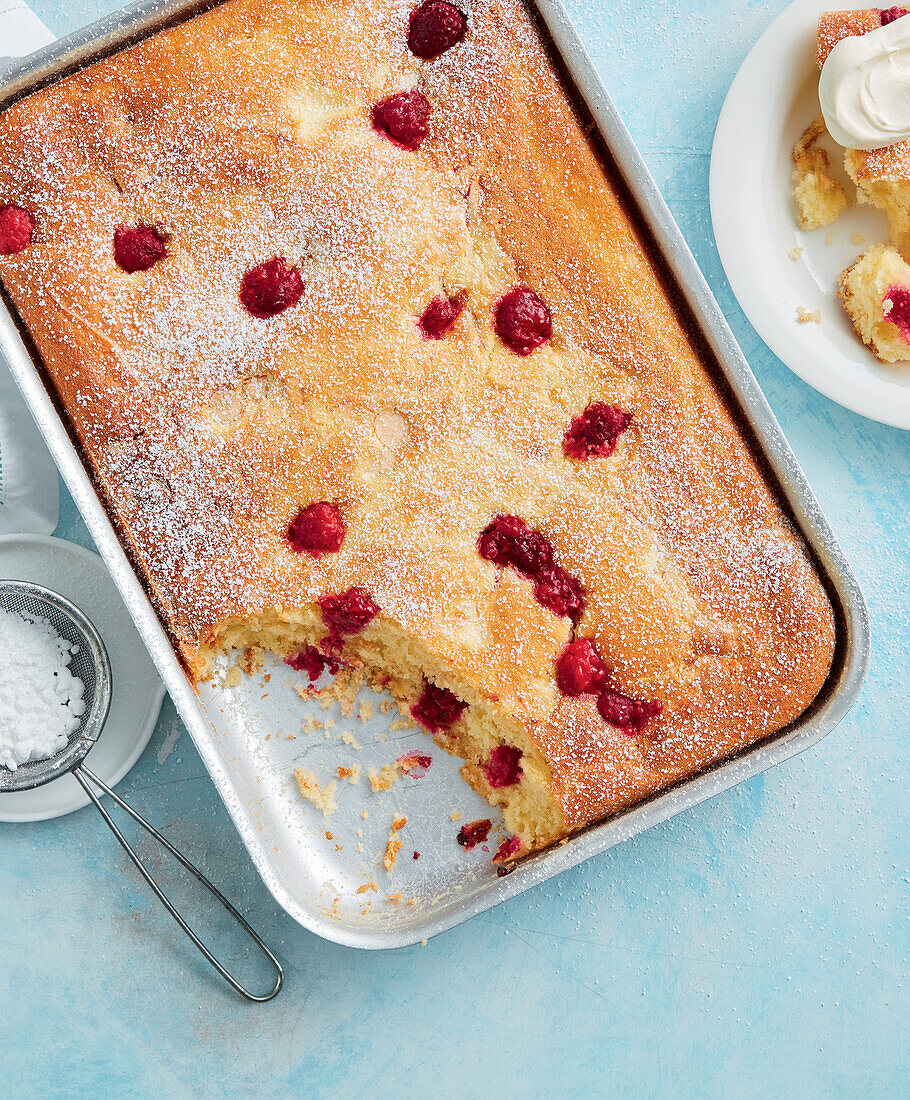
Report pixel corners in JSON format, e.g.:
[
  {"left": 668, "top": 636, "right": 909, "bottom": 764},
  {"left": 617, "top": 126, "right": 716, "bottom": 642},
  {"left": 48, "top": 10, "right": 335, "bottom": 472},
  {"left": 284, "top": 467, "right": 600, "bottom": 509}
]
[{"left": 0, "top": 579, "right": 283, "bottom": 1001}]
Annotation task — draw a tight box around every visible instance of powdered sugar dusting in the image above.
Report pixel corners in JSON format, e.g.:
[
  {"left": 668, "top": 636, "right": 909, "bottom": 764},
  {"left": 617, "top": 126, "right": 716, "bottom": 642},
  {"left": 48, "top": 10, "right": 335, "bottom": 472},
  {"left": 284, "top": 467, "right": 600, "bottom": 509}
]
[{"left": 0, "top": 0, "right": 835, "bottom": 824}]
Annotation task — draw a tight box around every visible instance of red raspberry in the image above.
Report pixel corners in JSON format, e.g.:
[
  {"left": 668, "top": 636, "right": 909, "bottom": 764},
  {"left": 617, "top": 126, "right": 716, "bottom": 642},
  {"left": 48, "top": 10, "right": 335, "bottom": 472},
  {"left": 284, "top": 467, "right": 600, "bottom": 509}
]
[
  {"left": 456, "top": 819, "right": 492, "bottom": 849},
  {"left": 319, "top": 587, "right": 379, "bottom": 636},
  {"left": 397, "top": 751, "right": 432, "bottom": 778},
  {"left": 880, "top": 8, "right": 908, "bottom": 25},
  {"left": 240, "top": 256, "right": 304, "bottom": 318},
  {"left": 408, "top": 0, "right": 467, "bottom": 60},
  {"left": 0, "top": 204, "right": 35, "bottom": 255},
  {"left": 510, "top": 528, "right": 554, "bottom": 578},
  {"left": 418, "top": 294, "right": 462, "bottom": 339},
  {"left": 482, "top": 745, "right": 523, "bottom": 788},
  {"left": 884, "top": 284, "right": 910, "bottom": 345},
  {"left": 493, "top": 835, "right": 521, "bottom": 862},
  {"left": 494, "top": 286, "right": 552, "bottom": 356},
  {"left": 534, "top": 566, "right": 586, "bottom": 622},
  {"left": 597, "top": 689, "right": 663, "bottom": 735},
  {"left": 371, "top": 88, "right": 431, "bottom": 151},
  {"left": 477, "top": 515, "right": 553, "bottom": 576},
  {"left": 563, "top": 402, "right": 632, "bottom": 460},
  {"left": 287, "top": 502, "right": 345, "bottom": 557},
  {"left": 411, "top": 682, "right": 467, "bottom": 732},
  {"left": 556, "top": 638, "right": 607, "bottom": 696},
  {"left": 113, "top": 224, "right": 167, "bottom": 273},
  {"left": 285, "top": 646, "right": 340, "bottom": 681},
  {"left": 477, "top": 514, "right": 528, "bottom": 568}
]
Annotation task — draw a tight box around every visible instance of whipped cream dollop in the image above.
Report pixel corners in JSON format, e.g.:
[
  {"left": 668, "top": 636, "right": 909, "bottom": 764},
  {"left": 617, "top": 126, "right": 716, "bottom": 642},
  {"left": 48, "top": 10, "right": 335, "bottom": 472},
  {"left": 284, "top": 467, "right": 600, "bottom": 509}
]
[{"left": 820, "top": 16, "right": 910, "bottom": 150}]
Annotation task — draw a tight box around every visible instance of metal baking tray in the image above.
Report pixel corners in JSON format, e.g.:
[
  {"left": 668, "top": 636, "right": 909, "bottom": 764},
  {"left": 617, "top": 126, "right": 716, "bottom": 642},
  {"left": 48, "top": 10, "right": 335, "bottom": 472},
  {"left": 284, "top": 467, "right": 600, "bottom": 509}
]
[{"left": 0, "top": 0, "right": 870, "bottom": 948}]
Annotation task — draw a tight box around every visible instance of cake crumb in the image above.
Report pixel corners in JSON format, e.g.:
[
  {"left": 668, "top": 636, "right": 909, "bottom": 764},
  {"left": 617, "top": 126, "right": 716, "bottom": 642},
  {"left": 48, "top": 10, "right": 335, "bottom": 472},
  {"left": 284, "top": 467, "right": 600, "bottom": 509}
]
[
  {"left": 294, "top": 768, "right": 337, "bottom": 816},
  {"left": 358, "top": 700, "right": 374, "bottom": 722},
  {"left": 369, "top": 763, "right": 399, "bottom": 792},
  {"left": 341, "top": 730, "right": 361, "bottom": 749},
  {"left": 796, "top": 306, "right": 822, "bottom": 324},
  {"left": 240, "top": 647, "right": 263, "bottom": 675},
  {"left": 356, "top": 880, "right": 378, "bottom": 894},
  {"left": 221, "top": 665, "right": 242, "bottom": 689},
  {"left": 362, "top": 810, "right": 369, "bottom": 819},
  {"left": 826, "top": 230, "right": 835, "bottom": 246},
  {"left": 294, "top": 682, "right": 316, "bottom": 701},
  {"left": 450, "top": 811, "right": 463, "bottom": 821},
  {"left": 389, "top": 716, "right": 416, "bottom": 731},
  {"left": 407, "top": 898, "right": 417, "bottom": 907},
  {"left": 386, "top": 892, "right": 403, "bottom": 904},
  {"left": 384, "top": 815, "right": 407, "bottom": 871},
  {"left": 788, "top": 246, "right": 804, "bottom": 261},
  {"left": 336, "top": 764, "right": 360, "bottom": 784},
  {"left": 851, "top": 232, "right": 867, "bottom": 246}
]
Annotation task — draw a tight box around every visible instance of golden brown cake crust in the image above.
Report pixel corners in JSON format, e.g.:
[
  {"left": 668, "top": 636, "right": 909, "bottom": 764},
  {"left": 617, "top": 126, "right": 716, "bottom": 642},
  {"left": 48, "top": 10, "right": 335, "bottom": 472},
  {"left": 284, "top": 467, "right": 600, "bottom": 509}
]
[{"left": 0, "top": 0, "right": 836, "bottom": 839}]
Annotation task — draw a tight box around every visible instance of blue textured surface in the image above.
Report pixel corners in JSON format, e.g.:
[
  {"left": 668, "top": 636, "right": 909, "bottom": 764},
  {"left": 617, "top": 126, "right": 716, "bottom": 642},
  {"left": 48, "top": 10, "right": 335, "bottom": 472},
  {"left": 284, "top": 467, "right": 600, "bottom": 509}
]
[{"left": 3, "top": 1, "right": 907, "bottom": 1097}]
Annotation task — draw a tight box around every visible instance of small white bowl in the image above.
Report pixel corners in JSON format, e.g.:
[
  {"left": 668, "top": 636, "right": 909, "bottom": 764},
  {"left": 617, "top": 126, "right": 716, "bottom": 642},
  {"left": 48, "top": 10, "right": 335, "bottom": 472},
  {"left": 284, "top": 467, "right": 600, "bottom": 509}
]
[
  {"left": 0, "top": 534, "right": 164, "bottom": 821},
  {"left": 711, "top": 0, "right": 910, "bottom": 430}
]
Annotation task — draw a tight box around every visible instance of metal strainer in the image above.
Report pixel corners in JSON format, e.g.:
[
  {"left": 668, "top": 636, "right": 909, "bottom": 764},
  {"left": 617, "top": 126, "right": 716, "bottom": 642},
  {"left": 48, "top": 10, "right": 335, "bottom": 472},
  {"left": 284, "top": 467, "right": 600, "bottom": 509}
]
[{"left": 0, "top": 579, "right": 283, "bottom": 1002}]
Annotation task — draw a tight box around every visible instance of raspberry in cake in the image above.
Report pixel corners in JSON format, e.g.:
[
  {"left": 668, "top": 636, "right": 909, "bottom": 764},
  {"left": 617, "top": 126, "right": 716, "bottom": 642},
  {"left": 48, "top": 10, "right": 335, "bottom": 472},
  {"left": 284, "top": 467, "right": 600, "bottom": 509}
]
[
  {"left": 556, "top": 639, "right": 607, "bottom": 696},
  {"left": 287, "top": 502, "right": 346, "bottom": 557},
  {"left": 493, "top": 286, "right": 552, "bottom": 355},
  {"left": 482, "top": 745, "right": 522, "bottom": 788},
  {"left": 493, "top": 835, "right": 521, "bottom": 862},
  {"left": 879, "top": 7, "right": 908, "bottom": 24},
  {"left": 563, "top": 402, "right": 632, "bottom": 460},
  {"left": 114, "top": 224, "right": 167, "bottom": 273},
  {"left": 0, "top": 203, "right": 34, "bottom": 255},
  {"left": 418, "top": 294, "right": 462, "bottom": 338},
  {"left": 319, "top": 588, "right": 380, "bottom": 637},
  {"left": 411, "top": 682, "right": 467, "bottom": 732},
  {"left": 597, "top": 689, "right": 663, "bottom": 735},
  {"left": 239, "top": 257, "right": 304, "bottom": 318},
  {"left": 285, "top": 646, "right": 341, "bottom": 681},
  {"left": 408, "top": 1, "right": 467, "bottom": 60},
  {"left": 371, "top": 89, "right": 431, "bottom": 152}
]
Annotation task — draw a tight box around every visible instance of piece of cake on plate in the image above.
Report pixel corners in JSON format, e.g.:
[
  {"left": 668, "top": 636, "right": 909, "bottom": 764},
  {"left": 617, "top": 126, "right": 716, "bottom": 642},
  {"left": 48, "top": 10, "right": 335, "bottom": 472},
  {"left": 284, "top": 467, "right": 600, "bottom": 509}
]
[
  {"left": 817, "top": 8, "right": 910, "bottom": 249},
  {"left": 840, "top": 243, "right": 910, "bottom": 360},
  {"left": 792, "top": 114, "right": 851, "bottom": 229}
]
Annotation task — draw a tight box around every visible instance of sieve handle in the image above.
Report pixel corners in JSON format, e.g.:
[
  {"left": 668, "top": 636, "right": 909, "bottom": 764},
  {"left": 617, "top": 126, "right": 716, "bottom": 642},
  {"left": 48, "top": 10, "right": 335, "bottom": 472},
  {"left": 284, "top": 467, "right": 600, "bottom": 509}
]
[{"left": 72, "top": 764, "right": 284, "bottom": 1002}]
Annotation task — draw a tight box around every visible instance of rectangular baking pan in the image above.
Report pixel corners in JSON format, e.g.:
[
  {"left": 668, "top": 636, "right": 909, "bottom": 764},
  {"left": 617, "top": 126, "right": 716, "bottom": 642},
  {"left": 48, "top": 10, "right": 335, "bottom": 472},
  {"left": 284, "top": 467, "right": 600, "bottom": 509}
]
[{"left": 0, "top": 0, "right": 870, "bottom": 948}]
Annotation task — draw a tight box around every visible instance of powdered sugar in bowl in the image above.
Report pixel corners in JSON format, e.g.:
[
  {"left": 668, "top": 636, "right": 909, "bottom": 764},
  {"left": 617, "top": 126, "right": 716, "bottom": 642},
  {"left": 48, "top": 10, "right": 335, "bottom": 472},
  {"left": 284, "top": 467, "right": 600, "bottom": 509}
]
[{"left": 0, "top": 604, "right": 87, "bottom": 770}]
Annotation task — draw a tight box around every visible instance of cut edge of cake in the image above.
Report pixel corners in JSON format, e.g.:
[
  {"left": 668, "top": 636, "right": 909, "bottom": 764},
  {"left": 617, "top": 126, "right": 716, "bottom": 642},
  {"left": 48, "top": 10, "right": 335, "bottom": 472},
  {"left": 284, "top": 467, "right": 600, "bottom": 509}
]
[{"left": 201, "top": 609, "right": 563, "bottom": 859}]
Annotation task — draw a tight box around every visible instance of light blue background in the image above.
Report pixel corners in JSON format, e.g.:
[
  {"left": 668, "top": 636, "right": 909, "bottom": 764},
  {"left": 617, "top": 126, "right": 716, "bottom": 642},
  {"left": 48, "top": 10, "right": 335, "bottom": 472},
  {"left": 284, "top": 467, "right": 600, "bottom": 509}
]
[{"left": 3, "top": 1, "right": 907, "bottom": 1097}]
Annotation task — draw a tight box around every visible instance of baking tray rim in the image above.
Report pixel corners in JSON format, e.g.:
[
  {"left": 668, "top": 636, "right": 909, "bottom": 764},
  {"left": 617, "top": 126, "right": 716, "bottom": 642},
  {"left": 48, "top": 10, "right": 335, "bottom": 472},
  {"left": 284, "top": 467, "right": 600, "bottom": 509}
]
[{"left": 0, "top": 0, "right": 871, "bottom": 949}]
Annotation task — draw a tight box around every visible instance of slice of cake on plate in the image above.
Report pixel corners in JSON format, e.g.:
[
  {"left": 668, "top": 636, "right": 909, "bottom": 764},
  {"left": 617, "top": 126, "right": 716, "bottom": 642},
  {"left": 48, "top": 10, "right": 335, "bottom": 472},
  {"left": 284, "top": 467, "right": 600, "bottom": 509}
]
[
  {"left": 840, "top": 243, "right": 910, "bottom": 360},
  {"left": 816, "top": 8, "right": 910, "bottom": 249}
]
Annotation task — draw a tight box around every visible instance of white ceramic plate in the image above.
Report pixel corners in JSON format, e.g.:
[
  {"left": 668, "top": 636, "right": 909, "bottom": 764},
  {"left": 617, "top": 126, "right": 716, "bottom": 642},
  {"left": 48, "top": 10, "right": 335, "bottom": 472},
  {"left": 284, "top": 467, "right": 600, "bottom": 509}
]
[
  {"left": 0, "top": 534, "right": 165, "bottom": 821},
  {"left": 711, "top": 0, "right": 910, "bottom": 429}
]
